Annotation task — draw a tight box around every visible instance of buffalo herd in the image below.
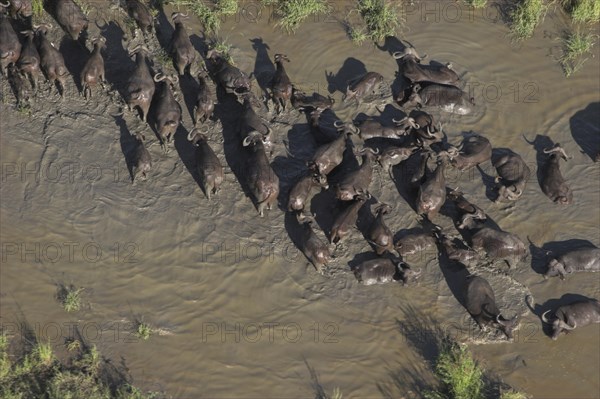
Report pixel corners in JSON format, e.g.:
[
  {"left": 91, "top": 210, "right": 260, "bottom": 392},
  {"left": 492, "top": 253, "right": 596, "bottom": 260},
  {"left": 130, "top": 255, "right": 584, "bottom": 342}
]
[{"left": 1, "top": 0, "right": 598, "bottom": 342}]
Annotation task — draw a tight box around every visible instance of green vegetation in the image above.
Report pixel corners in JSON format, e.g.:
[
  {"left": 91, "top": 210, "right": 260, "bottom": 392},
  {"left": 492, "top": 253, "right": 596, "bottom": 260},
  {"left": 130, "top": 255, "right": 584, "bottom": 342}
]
[
  {"left": 264, "top": 0, "right": 332, "bottom": 33},
  {"left": 560, "top": 31, "right": 597, "bottom": 76},
  {"left": 422, "top": 339, "right": 529, "bottom": 399},
  {"left": 0, "top": 334, "right": 162, "bottom": 398},
  {"left": 509, "top": 0, "right": 547, "bottom": 41},
  {"left": 560, "top": 0, "right": 600, "bottom": 23},
  {"left": 351, "top": 0, "right": 401, "bottom": 44},
  {"left": 500, "top": 390, "right": 529, "bottom": 399},
  {"left": 465, "top": 0, "right": 488, "bottom": 8},
  {"left": 136, "top": 321, "right": 153, "bottom": 341},
  {"left": 170, "top": 0, "right": 238, "bottom": 32},
  {"left": 424, "top": 340, "right": 484, "bottom": 399},
  {"left": 58, "top": 285, "right": 84, "bottom": 313}
]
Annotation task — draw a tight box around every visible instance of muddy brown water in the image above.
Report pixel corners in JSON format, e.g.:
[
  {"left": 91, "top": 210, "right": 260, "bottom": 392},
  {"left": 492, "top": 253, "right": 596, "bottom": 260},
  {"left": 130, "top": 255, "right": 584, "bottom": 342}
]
[{"left": 1, "top": 1, "right": 599, "bottom": 398}]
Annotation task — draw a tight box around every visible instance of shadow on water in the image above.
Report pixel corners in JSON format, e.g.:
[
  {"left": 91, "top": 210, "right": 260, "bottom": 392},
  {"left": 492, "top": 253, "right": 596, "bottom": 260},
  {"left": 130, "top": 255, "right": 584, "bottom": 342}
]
[
  {"left": 113, "top": 114, "right": 138, "bottom": 182},
  {"left": 569, "top": 101, "right": 600, "bottom": 162},
  {"left": 527, "top": 237, "right": 597, "bottom": 275},
  {"left": 325, "top": 57, "right": 367, "bottom": 95},
  {"left": 100, "top": 21, "right": 133, "bottom": 96},
  {"left": 59, "top": 37, "right": 89, "bottom": 93},
  {"left": 190, "top": 33, "right": 209, "bottom": 59},
  {"left": 153, "top": 5, "right": 174, "bottom": 57},
  {"left": 177, "top": 73, "right": 199, "bottom": 122},
  {"left": 525, "top": 293, "right": 598, "bottom": 338},
  {"left": 250, "top": 37, "right": 275, "bottom": 99},
  {"left": 173, "top": 124, "right": 205, "bottom": 193}
]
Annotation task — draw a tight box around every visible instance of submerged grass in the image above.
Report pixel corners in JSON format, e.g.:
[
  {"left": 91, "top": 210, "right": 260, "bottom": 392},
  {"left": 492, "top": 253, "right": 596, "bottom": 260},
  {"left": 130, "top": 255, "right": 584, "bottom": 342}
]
[
  {"left": 510, "top": 0, "right": 548, "bottom": 41},
  {"left": 32, "top": 0, "right": 44, "bottom": 21},
  {"left": 0, "top": 334, "right": 162, "bottom": 398},
  {"left": 560, "top": 31, "right": 597, "bottom": 76},
  {"left": 58, "top": 285, "right": 84, "bottom": 313},
  {"left": 352, "top": 0, "right": 401, "bottom": 44}
]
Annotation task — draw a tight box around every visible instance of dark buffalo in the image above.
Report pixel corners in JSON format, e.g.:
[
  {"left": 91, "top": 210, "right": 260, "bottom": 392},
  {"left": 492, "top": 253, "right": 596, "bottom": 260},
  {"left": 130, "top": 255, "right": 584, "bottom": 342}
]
[
  {"left": 287, "top": 172, "right": 328, "bottom": 213},
  {"left": 395, "top": 232, "right": 436, "bottom": 257},
  {"left": 493, "top": 149, "right": 530, "bottom": 202},
  {"left": 124, "top": 44, "right": 154, "bottom": 122},
  {"left": 80, "top": 36, "right": 106, "bottom": 99},
  {"left": 16, "top": 30, "right": 40, "bottom": 90},
  {"left": 447, "top": 134, "right": 492, "bottom": 171},
  {"left": 354, "top": 116, "right": 416, "bottom": 140},
  {"left": 330, "top": 195, "right": 366, "bottom": 244},
  {"left": 188, "top": 128, "right": 224, "bottom": 199},
  {"left": 308, "top": 122, "right": 357, "bottom": 176},
  {"left": 416, "top": 152, "right": 449, "bottom": 219},
  {"left": 35, "top": 23, "right": 68, "bottom": 97},
  {"left": 393, "top": 47, "right": 460, "bottom": 86},
  {"left": 405, "top": 84, "right": 474, "bottom": 115},
  {"left": 544, "top": 247, "right": 600, "bottom": 279},
  {"left": 540, "top": 143, "right": 573, "bottom": 205},
  {"left": 335, "top": 147, "right": 378, "bottom": 201},
  {"left": 447, "top": 189, "right": 487, "bottom": 230},
  {"left": 299, "top": 216, "right": 331, "bottom": 274},
  {"left": 290, "top": 86, "right": 334, "bottom": 110},
  {"left": 530, "top": 296, "right": 600, "bottom": 340},
  {"left": 353, "top": 258, "right": 421, "bottom": 286},
  {"left": 126, "top": 0, "right": 153, "bottom": 34},
  {"left": 270, "top": 53, "right": 292, "bottom": 113},
  {"left": 152, "top": 73, "right": 182, "bottom": 151},
  {"left": 206, "top": 49, "right": 252, "bottom": 95},
  {"left": 464, "top": 275, "right": 519, "bottom": 339},
  {"left": 52, "top": 0, "right": 88, "bottom": 41},
  {"left": 194, "top": 73, "right": 215, "bottom": 126},
  {"left": 367, "top": 203, "right": 394, "bottom": 255},
  {"left": 131, "top": 133, "right": 151, "bottom": 183},
  {"left": 243, "top": 131, "right": 279, "bottom": 217},
  {"left": 169, "top": 12, "right": 195, "bottom": 76},
  {"left": 0, "top": 7, "right": 21, "bottom": 75},
  {"left": 343, "top": 71, "right": 384, "bottom": 105}
]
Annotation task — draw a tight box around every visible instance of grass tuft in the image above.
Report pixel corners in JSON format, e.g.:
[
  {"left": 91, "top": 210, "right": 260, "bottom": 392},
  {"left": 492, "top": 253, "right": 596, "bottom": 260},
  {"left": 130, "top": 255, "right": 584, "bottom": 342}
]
[
  {"left": 500, "top": 390, "right": 530, "bottom": 399},
  {"left": 465, "top": 0, "right": 488, "bottom": 8},
  {"left": 136, "top": 321, "right": 153, "bottom": 341},
  {"left": 510, "top": 0, "right": 547, "bottom": 41},
  {"left": 560, "top": 31, "right": 597, "bottom": 76},
  {"left": 265, "top": 0, "right": 332, "bottom": 33},
  {"left": 58, "top": 285, "right": 84, "bottom": 313},
  {"left": 216, "top": 0, "right": 239, "bottom": 15},
  {"left": 424, "top": 340, "right": 484, "bottom": 399},
  {"left": 560, "top": 0, "right": 600, "bottom": 23},
  {"left": 352, "top": 0, "right": 401, "bottom": 44},
  {"left": 0, "top": 335, "right": 162, "bottom": 398},
  {"left": 208, "top": 39, "right": 235, "bottom": 64}
]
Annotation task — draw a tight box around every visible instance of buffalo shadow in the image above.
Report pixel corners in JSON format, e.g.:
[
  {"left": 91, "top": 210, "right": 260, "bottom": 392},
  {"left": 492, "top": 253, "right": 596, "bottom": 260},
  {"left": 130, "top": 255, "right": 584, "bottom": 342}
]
[
  {"left": 325, "top": 57, "right": 367, "bottom": 95},
  {"left": 250, "top": 37, "right": 275, "bottom": 99},
  {"left": 59, "top": 35, "right": 90, "bottom": 93},
  {"left": 177, "top": 72, "right": 200, "bottom": 122},
  {"left": 113, "top": 114, "right": 139, "bottom": 182},
  {"left": 569, "top": 101, "right": 600, "bottom": 162},
  {"left": 525, "top": 293, "right": 598, "bottom": 338},
  {"left": 99, "top": 21, "right": 133, "bottom": 96},
  {"left": 528, "top": 237, "right": 597, "bottom": 275},
  {"left": 173, "top": 124, "right": 208, "bottom": 195}
]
